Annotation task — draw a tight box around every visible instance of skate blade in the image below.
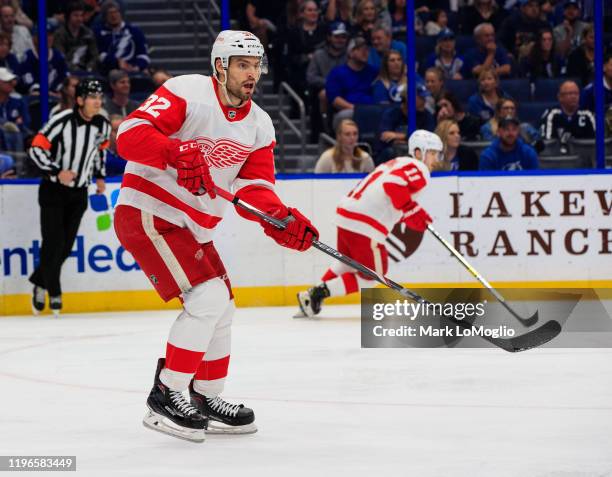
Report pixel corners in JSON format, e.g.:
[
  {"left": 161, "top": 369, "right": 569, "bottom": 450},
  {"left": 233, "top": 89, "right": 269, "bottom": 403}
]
[
  {"left": 52, "top": 310, "right": 60, "bottom": 318},
  {"left": 143, "top": 410, "right": 206, "bottom": 443},
  {"left": 31, "top": 305, "right": 40, "bottom": 316},
  {"left": 205, "top": 420, "right": 257, "bottom": 435},
  {"left": 296, "top": 291, "right": 315, "bottom": 318}
]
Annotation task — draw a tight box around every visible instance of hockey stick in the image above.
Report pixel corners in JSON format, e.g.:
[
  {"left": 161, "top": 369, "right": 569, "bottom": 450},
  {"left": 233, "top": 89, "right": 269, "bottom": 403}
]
[
  {"left": 426, "top": 224, "right": 539, "bottom": 327},
  {"left": 214, "top": 186, "right": 561, "bottom": 352}
]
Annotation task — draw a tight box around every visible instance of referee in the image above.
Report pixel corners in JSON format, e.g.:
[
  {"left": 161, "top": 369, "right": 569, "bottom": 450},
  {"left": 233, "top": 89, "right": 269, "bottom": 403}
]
[{"left": 28, "top": 78, "right": 111, "bottom": 316}]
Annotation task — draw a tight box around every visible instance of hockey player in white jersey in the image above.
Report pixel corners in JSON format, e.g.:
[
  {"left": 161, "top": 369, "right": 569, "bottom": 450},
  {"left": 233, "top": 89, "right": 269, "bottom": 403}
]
[
  {"left": 113, "top": 31, "right": 318, "bottom": 442},
  {"left": 297, "top": 130, "right": 443, "bottom": 317}
]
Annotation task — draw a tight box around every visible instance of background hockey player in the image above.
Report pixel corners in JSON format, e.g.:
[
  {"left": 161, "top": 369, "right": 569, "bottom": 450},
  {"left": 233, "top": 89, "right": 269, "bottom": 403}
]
[
  {"left": 114, "top": 30, "right": 318, "bottom": 442},
  {"left": 297, "top": 130, "right": 444, "bottom": 318}
]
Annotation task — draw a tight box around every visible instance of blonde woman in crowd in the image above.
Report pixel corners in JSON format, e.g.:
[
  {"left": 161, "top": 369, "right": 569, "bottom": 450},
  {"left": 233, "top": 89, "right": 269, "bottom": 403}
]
[
  {"left": 435, "top": 119, "right": 479, "bottom": 171},
  {"left": 315, "top": 119, "right": 375, "bottom": 173}
]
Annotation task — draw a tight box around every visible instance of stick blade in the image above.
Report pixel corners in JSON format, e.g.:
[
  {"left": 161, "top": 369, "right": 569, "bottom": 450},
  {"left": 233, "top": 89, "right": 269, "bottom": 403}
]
[{"left": 493, "top": 320, "right": 562, "bottom": 353}]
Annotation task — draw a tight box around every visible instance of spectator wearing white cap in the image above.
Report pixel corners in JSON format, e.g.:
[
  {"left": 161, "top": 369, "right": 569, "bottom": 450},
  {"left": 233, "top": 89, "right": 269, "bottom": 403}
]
[{"left": 0, "top": 67, "right": 29, "bottom": 151}]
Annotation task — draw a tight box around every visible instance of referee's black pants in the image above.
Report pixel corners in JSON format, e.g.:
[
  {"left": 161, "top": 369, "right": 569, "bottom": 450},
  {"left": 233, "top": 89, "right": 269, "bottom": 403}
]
[{"left": 29, "top": 180, "right": 88, "bottom": 297}]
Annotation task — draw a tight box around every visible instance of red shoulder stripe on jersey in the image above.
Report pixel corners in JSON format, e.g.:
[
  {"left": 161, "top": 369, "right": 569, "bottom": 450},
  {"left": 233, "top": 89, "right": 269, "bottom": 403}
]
[
  {"left": 336, "top": 207, "right": 389, "bottom": 236},
  {"left": 122, "top": 173, "right": 223, "bottom": 229},
  {"left": 194, "top": 355, "right": 230, "bottom": 381},
  {"left": 237, "top": 141, "right": 276, "bottom": 184},
  {"left": 165, "top": 343, "right": 205, "bottom": 374}
]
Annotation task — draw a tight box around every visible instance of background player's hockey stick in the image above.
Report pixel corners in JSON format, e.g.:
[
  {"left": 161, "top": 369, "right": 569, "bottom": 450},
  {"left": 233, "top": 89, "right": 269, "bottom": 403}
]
[
  {"left": 426, "top": 224, "right": 538, "bottom": 327},
  {"left": 214, "top": 186, "right": 561, "bottom": 352}
]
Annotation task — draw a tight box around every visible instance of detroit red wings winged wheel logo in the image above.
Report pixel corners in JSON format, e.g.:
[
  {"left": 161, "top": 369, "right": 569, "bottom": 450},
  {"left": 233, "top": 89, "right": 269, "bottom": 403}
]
[{"left": 194, "top": 136, "right": 251, "bottom": 169}]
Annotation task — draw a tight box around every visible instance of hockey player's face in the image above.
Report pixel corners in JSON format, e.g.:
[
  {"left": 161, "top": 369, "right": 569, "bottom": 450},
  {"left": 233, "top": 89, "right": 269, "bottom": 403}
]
[{"left": 226, "top": 56, "right": 261, "bottom": 102}]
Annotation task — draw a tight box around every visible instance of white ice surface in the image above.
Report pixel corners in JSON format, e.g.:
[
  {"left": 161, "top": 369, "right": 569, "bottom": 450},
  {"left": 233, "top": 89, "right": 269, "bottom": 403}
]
[{"left": 1, "top": 305, "right": 611, "bottom": 477}]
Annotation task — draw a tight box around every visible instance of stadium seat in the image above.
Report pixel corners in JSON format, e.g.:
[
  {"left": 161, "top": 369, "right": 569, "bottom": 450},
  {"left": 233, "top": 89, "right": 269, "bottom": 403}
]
[
  {"left": 444, "top": 79, "right": 477, "bottom": 102},
  {"left": 538, "top": 155, "right": 582, "bottom": 169},
  {"left": 532, "top": 78, "right": 566, "bottom": 102},
  {"left": 455, "top": 35, "right": 475, "bottom": 55},
  {"left": 500, "top": 79, "right": 531, "bottom": 103},
  {"left": 570, "top": 138, "right": 612, "bottom": 168},
  {"left": 518, "top": 101, "right": 554, "bottom": 126},
  {"left": 416, "top": 36, "right": 436, "bottom": 64},
  {"left": 353, "top": 104, "right": 386, "bottom": 145},
  {"left": 462, "top": 140, "right": 491, "bottom": 158}
]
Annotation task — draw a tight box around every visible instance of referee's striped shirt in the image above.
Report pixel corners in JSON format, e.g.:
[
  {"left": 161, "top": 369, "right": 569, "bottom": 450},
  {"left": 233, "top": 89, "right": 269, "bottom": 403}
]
[{"left": 28, "top": 107, "right": 111, "bottom": 188}]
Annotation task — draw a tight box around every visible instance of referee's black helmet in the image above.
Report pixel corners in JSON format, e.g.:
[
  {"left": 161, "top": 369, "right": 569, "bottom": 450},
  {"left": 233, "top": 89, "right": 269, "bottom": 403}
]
[{"left": 76, "top": 78, "right": 103, "bottom": 98}]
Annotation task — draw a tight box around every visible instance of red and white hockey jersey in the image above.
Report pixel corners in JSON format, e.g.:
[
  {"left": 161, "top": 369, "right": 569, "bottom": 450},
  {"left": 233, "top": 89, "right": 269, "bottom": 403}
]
[
  {"left": 116, "top": 75, "right": 282, "bottom": 243},
  {"left": 336, "top": 156, "right": 430, "bottom": 243}
]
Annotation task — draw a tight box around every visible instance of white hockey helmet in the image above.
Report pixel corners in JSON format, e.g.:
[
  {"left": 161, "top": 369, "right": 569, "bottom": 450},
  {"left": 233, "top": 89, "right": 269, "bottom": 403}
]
[
  {"left": 408, "top": 129, "right": 444, "bottom": 159},
  {"left": 210, "top": 30, "right": 268, "bottom": 79}
]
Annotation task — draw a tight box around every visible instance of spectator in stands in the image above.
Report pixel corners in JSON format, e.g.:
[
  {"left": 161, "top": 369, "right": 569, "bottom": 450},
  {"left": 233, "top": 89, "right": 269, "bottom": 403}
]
[
  {"left": 0, "top": 0, "right": 32, "bottom": 29},
  {"left": 353, "top": 0, "right": 378, "bottom": 43},
  {"left": 540, "top": 80, "right": 596, "bottom": 148},
  {"left": 498, "top": 0, "right": 549, "bottom": 58},
  {"left": 424, "top": 66, "right": 445, "bottom": 112},
  {"left": 480, "top": 97, "right": 540, "bottom": 143},
  {"left": 459, "top": 0, "right": 506, "bottom": 36},
  {"left": 416, "top": 83, "right": 436, "bottom": 132},
  {"left": 553, "top": 0, "right": 587, "bottom": 58},
  {"left": 376, "top": 85, "right": 409, "bottom": 163},
  {"left": 437, "top": 91, "right": 482, "bottom": 140},
  {"left": 0, "top": 67, "right": 29, "bottom": 151},
  {"left": 0, "top": 32, "right": 18, "bottom": 73},
  {"left": 324, "top": 0, "right": 354, "bottom": 24},
  {"left": 314, "top": 118, "right": 375, "bottom": 173},
  {"left": 246, "top": 0, "right": 283, "bottom": 50},
  {"left": 468, "top": 66, "right": 508, "bottom": 123},
  {"left": 53, "top": 1, "right": 98, "bottom": 73},
  {"left": 95, "top": 0, "right": 150, "bottom": 75},
  {"left": 435, "top": 119, "right": 479, "bottom": 170},
  {"left": 326, "top": 36, "right": 378, "bottom": 128},
  {"left": 0, "top": 151, "right": 15, "bottom": 177},
  {"left": 307, "top": 21, "right": 348, "bottom": 140},
  {"left": 424, "top": 30, "right": 464, "bottom": 80},
  {"left": 480, "top": 116, "right": 539, "bottom": 170},
  {"left": 368, "top": 22, "right": 406, "bottom": 69},
  {"left": 518, "top": 27, "right": 564, "bottom": 80},
  {"left": 21, "top": 27, "right": 68, "bottom": 97},
  {"left": 286, "top": 1, "right": 326, "bottom": 100},
  {"left": 580, "top": 51, "right": 612, "bottom": 112},
  {"left": 566, "top": 24, "right": 595, "bottom": 86},
  {"left": 0, "top": 5, "right": 33, "bottom": 60},
  {"left": 104, "top": 69, "right": 139, "bottom": 117},
  {"left": 372, "top": 50, "right": 406, "bottom": 104},
  {"left": 389, "top": 0, "right": 406, "bottom": 40},
  {"left": 50, "top": 76, "right": 80, "bottom": 117},
  {"left": 151, "top": 68, "right": 173, "bottom": 88},
  {"left": 462, "top": 23, "right": 512, "bottom": 78},
  {"left": 425, "top": 9, "right": 448, "bottom": 36},
  {"left": 104, "top": 114, "right": 127, "bottom": 176}
]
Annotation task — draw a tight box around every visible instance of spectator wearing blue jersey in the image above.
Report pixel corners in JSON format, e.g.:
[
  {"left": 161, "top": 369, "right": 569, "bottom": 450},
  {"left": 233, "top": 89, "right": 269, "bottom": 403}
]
[
  {"left": 468, "top": 66, "right": 509, "bottom": 123},
  {"left": 94, "top": 0, "right": 150, "bottom": 74},
  {"left": 0, "top": 67, "right": 29, "bottom": 151},
  {"left": 580, "top": 52, "right": 612, "bottom": 112},
  {"left": 424, "top": 30, "right": 464, "bottom": 80},
  {"left": 480, "top": 116, "right": 539, "bottom": 170},
  {"left": 372, "top": 50, "right": 406, "bottom": 104},
  {"left": 462, "top": 22, "right": 512, "bottom": 79},
  {"left": 367, "top": 22, "right": 406, "bottom": 70},
  {"left": 326, "top": 36, "right": 379, "bottom": 128},
  {"left": 20, "top": 27, "right": 68, "bottom": 96},
  {"left": 0, "top": 32, "right": 18, "bottom": 73}
]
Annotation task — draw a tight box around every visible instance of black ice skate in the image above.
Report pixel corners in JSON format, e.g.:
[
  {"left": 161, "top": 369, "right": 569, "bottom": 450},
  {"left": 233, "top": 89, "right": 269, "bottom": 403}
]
[
  {"left": 296, "top": 283, "right": 330, "bottom": 318},
  {"left": 31, "top": 286, "right": 45, "bottom": 315},
  {"left": 49, "top": 295, "right": 62, "bottom": 317},
  {"left": 189, "top": 383, "right": 257, "bottom": 434},
  {"left": 143, "top": 358, "right": 207, "bottom": 443}
]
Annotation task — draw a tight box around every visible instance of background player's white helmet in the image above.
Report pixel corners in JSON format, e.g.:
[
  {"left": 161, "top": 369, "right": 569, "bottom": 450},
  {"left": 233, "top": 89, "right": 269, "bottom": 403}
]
[
  {"left": 210, "top": 30, "right": 268, "bottom": 79},
  {"left": 408, "top": 130, "right": 444, "bottom": 159}
]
